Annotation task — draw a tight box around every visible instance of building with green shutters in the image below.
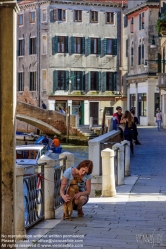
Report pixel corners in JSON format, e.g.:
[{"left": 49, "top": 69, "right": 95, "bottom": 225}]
[{"left": 17, "top": 0, "right": 127, "bottom": 128}]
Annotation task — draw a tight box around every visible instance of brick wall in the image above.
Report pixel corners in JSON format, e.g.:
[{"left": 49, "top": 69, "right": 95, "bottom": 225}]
[{"left": 17, "top": 101, "right": 77, "bottom": 135}]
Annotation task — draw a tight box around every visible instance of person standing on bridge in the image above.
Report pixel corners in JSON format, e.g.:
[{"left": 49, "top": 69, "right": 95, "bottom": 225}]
[{"left": 41, "top": 101, "right": 47, "bottom": 109}]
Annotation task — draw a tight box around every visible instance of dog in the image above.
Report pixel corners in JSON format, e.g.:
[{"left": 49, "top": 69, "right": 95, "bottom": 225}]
[{"left": 63, "top": 176, "right": 83, "bottom": 221}]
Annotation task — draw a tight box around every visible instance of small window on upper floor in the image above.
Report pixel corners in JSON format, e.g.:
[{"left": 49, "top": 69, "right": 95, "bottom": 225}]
[
  {"left": 30, "top": 11, "right": 36, "bottom": 23},
  {"left": 53, "top": 9, "right": 66, "bottom": 21},
  {"left": 18, "top": 14, "right": 23, "bottom": 26},
  {"left": 41, "top": 9, "right": 47, "bottom": 22},
  {"left": 106, "top": 12, "right": 114, "bottom": 24},
  {"left": 74, "top": 10, "right": 82, "bottom": 22},
  {"left": 90, "top": 11, "right": 98, "bottom": 23},
  {"left": 139, "top": 12, "right": 144, "bottom": 30}
]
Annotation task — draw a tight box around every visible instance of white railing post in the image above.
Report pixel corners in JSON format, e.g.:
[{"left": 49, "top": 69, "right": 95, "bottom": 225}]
[
  {"left": 38, "top": 156, "right": 55, "bottom": 219},
  {"left": 121, "top": 140, "right": 130, "bottom": 176},
  {"left": 89, "top": 117, "right": 93, "bottom": 129},
  {"left": 15, "top": 165, "right": 26, "bottom": 239},
  {"left": 101, "top": 148, "right": 116, "bottom": 197},
  {"left": 112, "top": 143, "right": 124, "bottom": 185},
  {"left": 59, "top": 152, "right": 74, "bottom": 169}
]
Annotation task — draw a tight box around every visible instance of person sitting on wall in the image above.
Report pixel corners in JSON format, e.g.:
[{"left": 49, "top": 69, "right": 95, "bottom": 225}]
[{"left": 53, "top": 135, "right": 60, "bottom": 148}]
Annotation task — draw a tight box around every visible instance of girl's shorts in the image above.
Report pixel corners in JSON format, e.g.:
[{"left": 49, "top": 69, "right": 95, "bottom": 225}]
[{"left": 61, "top": 195, "right": 89, "bottom": 210}]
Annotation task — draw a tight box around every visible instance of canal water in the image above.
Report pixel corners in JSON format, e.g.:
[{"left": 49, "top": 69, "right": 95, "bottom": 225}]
[{"left": 16, "top": 140, "right": 89, "bottom": 167}]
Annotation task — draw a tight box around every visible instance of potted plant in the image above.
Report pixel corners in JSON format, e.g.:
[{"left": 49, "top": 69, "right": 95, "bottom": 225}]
[{"left": 156, "top": 14, "right": 166, "bottom": 35}]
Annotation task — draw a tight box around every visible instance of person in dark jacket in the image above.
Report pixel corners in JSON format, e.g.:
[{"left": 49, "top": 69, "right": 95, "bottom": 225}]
[
  {"left": 120, "top": 110, "right": 134, "bottom": 155},
  {"left": 130, "top": 109, "right": 141, "bottom": 145}
]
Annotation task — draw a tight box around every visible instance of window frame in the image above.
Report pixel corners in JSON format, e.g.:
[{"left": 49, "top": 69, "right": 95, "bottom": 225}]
[
  {"left": 42, "top": 35, "right": 47, "bottom": 55},
  {"left": 74, "top": 10, "right": 82, "bottom": 22},
  {"left": 29, "top": 11, "right": 36, "bottom": 24},
  {"left": 29, "top": 37, "right": 36, "bottom": 55},
  {"left": 53, "top": 9, "right": 66, "bottom": 21},
  {"left": 74, "top": 37, "right": 82, "bottom": 54},
  {"left": 73, "top": 71, "right": 82, "bottom": 90},
  {"left": 106, "top": 12, "right": 114, "bottom": 24},
  {"left": 91, "top": 38, "right": 98, "bottom": 54},
  {"left": 58, "top": 36, "right": 67, "bottom": 53},
  {"left": 90, "top": 71, "right": 98, "bottom": 90},
  {"left": 18, "top": 14, "right": 24, "bottom": 26},
  {"left": 58, "top": 71, "right": 65, "bottom": 90},
  {"left": 18, "top": 39, "right": 24, "bottom": 56},
  {"left": 106, "top": 38, "right": 114, "bottom": 55},
  {"left": 41, "top": 9, "right": 47, "bottom": 23},
  {"left": 18, "top": 72, "right": 24, "bottom": 91},
  {"left": 30, "top": 71, "right": 37, "bottom": 91},
  {"left": 90, "top": 11, "right": 98, "bottom": 23}
]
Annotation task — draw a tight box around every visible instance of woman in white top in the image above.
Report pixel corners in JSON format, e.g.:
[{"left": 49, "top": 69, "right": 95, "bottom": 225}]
[{"left": 156, "top": 109, "right": 162, "bottom": 131}]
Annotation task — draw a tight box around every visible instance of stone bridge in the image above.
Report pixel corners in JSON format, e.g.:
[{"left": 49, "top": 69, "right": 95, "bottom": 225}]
[{"left": 16, "top": 101, "right": 77, "bottom": 135}]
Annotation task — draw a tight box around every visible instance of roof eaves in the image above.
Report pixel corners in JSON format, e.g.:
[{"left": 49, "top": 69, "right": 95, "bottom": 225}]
[{"left": 124, "top": 1, "right": 159, "bottom": 16}]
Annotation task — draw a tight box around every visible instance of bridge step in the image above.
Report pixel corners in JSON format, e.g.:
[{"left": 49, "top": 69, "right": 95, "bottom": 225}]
[{"left": 76, "top": 126, "right": 98, "bottom": 140}]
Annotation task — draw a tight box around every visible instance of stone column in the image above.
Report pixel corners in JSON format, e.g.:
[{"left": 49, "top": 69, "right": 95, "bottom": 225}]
[
  {"left": 84, "top": 100, "right": 89, "bottom": 125},
  {"left": 89, "top": 117, "right": 93, "bottom": 129},
  {"left": 101, "top": 148, "right": 116, "bottom": 197},
  {"left": 67, "top": 100, "right": 72, "bottom": 115},
  {"left": 0, "top": 0, "right": 19, "bottom": 238},
  {"left": 38, "top": 156, "right": 55, "bottom": 219},
  {"left": 112, "top": 143, "right": 124, "bottom": 185},
  {"left": 121, "top": 140, "right": 130, "bottom": 176},
  {"left": 48, "top": 99, "right": 55, "bottom": 110},
  {"left": 59, "top": 152, "right": 74, "bottom": 169},
  {"left": 15, "top": 166, "right": 26, "bottom": 239}
]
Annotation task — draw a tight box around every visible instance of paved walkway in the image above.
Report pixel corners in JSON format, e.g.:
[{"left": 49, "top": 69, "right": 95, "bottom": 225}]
[{"left": 19, "top": 127, "right": 166, "bottom": 249}]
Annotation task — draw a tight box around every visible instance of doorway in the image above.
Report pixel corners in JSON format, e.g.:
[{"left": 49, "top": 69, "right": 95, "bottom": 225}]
[{"left": 90, "top": 102, "right": 99, "bottom": 125}]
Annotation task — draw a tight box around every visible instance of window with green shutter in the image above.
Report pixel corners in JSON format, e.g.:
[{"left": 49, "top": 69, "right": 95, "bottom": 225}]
[
  {"left": 53, "top": 70, "right": 58, "bottom": 92},
  {"left": 82, "top": 37, "right": 85, "bottom": 54},
  {"left": 52, "top": 36, "right": 58, "bottom": 54},
  {"left": 65, "top": 36, "right": 68, "bottom": 53},
  {"left": 88, "top": 37, "right": 91, "bottom": 55},
  {"left": 70, "top": 71, "right": 75, "bottom": 91},
  {"left": 113, "top": 39, "right": 117, "bottom": 55},
  {"left": 87, "top": 72, "right": 91, "bottom": 91},
  {"left": 65, "top": 71, "right": 69, "bottom": 90},
  {"left": 103, "top": 38, "right": 107, "bottom": 56},
  {"left": 113, "top": 73, "right": 117, "bottom": 91},
  {"left": 82, "top": 71, "right": 85, "bottom": 90},
  {"left": 98, "top": 38, "right": 101, "bottom": 55},
  {"left": 71, "top": 37, "right": 75, "bottom": 54},
  {"left": 102, "top": 72, "right": 106, "bottom": 92},
  {"left": 98, "top": 71, "right": 101, "bottom": 91}
]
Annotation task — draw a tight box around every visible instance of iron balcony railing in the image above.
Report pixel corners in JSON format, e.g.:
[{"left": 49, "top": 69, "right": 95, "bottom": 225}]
[{"left": 23, "top": 156, "right": 67, "bottom": 229}]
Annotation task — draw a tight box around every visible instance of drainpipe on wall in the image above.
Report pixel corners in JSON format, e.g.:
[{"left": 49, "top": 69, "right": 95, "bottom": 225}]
[
  {"left": 37, "top": 1, "right": 40, "bottom": 107},
  {"left": 120, "top": 6, "right": 123, "bottom": 95}
]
